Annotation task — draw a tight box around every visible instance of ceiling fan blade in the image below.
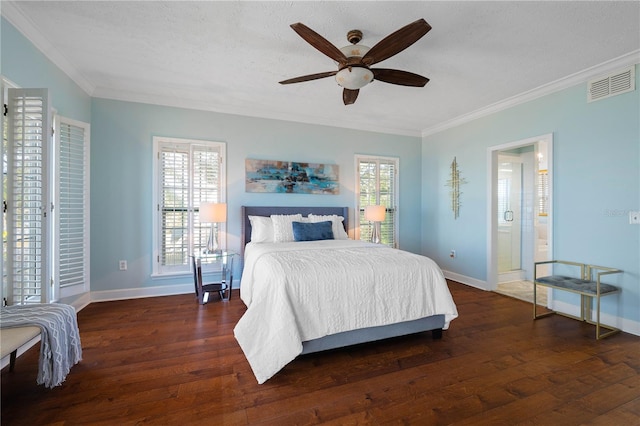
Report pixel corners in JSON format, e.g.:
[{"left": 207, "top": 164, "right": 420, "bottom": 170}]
[
  {"left": 372, "top": 68, "right": 429, "bottom": 87},
  {"left": 343, "top": 88, "right": 359, "bottom": 105},
  {"left": 290, "top": 23, "right": 348, "bottom": 65},
  {"left": 362, "top": 19, "right": 432, "bottom": 66},
  {"left": 279, "top": 71, "right": 338, "bottom": 85}
]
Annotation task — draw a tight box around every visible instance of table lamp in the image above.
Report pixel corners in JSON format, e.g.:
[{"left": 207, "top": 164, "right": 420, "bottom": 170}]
[
  {"left": 364, "top": 205, "right": 386, "bottom": 244},
  {"left": 199, "top": 202, "right": 227, "bottom": 253}
]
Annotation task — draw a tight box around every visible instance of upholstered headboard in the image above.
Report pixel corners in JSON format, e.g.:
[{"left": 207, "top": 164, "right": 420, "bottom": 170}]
[{"left": 241, "top": 206, "right": 349, "bottom": 248}]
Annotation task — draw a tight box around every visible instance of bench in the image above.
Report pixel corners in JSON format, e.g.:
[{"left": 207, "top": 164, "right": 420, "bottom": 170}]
[
  {"left": 533, "top": 260, "right": 622, "bottom": 339},
  {"left": 1, "top": 326, "right": 41, "bottom": 371}
]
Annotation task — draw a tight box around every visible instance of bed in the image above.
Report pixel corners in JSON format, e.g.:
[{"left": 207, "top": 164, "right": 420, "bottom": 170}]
[{"left": 234, "top": 206, "right": 458, "bottom": 384}]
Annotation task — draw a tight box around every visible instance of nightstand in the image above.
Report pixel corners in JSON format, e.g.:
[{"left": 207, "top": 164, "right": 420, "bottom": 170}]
[{"left": 191, "top": 252, "right": 236, "bottom": 304}]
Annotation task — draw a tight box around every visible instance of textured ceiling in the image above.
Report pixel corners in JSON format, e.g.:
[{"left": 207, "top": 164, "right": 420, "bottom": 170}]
[{"left": 3, "top": 1, "right": 640, "bottom": 136}]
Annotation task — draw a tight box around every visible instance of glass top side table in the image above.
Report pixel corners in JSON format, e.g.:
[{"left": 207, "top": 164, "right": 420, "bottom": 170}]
[{"left": 191, "top": 251, "right": 237, "bottom": 304}]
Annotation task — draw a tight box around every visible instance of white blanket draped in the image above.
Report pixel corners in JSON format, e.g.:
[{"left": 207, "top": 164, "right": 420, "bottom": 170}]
[{"left": 234, "top": 240, "right": 458, "bottom": 384}]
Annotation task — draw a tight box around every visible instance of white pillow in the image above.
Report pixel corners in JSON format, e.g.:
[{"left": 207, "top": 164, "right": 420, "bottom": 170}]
[
  {"left": 248, "top": 216, "right": 274, "bottom": 243},
  {"left": 308, "top": 214, "right": 349, "bottom": 240},
  {"left": 270, "top": 214, "right": 303, "bottom": 242}
]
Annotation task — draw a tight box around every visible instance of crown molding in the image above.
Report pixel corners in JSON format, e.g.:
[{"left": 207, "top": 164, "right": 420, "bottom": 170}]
[
  {"left": 91, "top": 86, "right": 422, "bottom": 138},
  {"left": 4, "top": 0, "right": 636, "bottom": 139},
  {"left": 421, "top": 50, "right": 640, "bottom": 138},
  {"left": 3, "top": 0, "right": 417, "bottom": 137},
  {"left": 2, "top": 1, "right": 95, "bottom": 95}
]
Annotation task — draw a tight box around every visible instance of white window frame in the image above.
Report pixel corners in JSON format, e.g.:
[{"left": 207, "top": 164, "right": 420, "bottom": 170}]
[
  {"left": 1, "top": 79, "right": 12, "bottom": 305},
  {"left": 2, "top": 82, "right": 90, "bottom": 306},
  {"left": 4, "top": 87, "right": 52, "bottom": 304},
  {"left": 151, "top": 136, "right": 226, "bottom": 277},
  {"left": 52, "top": 115, "right": 90, "bottom": 300},
  {"left": 354, "top": 155, "right": 399, "bottom": 247}
]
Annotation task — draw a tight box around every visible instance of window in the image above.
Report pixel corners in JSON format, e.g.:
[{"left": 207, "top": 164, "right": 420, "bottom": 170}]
[
  {"left": 53, "top": 117, "right": 90, "bottom": 300},
  {"left": 152, "top": 137, "right": 226, "bottom": 276},
  {"left": 2, "top": 84, "right": 8, "bottom": 304},
  {"left": 2, "top": 86, "right": 90, "bottom": 306},
  {"left": 4, "top": 88, "right": 52, "bottom": 304},
  {"left": 355, "top": 155, "right": 399, "bottom": 247},
  {"left": 537, "top": 169, "right": 549, "bottom": 217}
]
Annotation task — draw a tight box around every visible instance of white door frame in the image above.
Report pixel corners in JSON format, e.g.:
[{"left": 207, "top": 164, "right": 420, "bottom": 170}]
[
  {"left": 487, "top": 133, "right": 554, "bottom": 291},
  {"left": 497, "top": 152, "right": 524, "bottom": 275}
]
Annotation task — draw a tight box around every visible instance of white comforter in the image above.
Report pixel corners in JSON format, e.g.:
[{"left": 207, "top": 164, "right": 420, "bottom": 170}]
[{"left": 234, "top": 240, "right": 458, "bottom": 384}]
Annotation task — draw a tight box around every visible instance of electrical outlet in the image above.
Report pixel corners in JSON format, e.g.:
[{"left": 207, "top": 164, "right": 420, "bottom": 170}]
[
  {"left": 119, "top": 260, "right": 127, "bottom": 271},
  {"left": 630, "top": 211, "right": 640, "bottom": 224},
  {"left": 450, "top": 250, "right": 456, "bottom": 258}
]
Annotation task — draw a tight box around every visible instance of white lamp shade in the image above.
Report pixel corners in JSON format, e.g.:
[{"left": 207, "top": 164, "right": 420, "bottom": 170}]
[
  {"left": 364, "top": 205, "right": 386, "bottom": 222},
  {"left": 200, "top": 202, "right": 227, "bottom": 223}
]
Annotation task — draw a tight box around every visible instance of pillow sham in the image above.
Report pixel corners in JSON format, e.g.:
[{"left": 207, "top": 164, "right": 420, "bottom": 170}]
[
  {"left": 248, "top": 215, "right": 274, "bottom": 243},
  {"left": 271, "top": 214, "right": 303, "bottom": 242},
  {"left": 292, "top": 220, "right": 334, "bottom": 242},
  {"left": 307, "top": 214, "right": 349, "bottom": 240}
]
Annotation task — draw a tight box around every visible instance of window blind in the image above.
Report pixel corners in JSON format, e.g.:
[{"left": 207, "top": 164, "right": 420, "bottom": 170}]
[
  {"left": 156, "top": 139, "right": 224, "bottom": 275},
  {"left": 55, "top": 117, "right": 90, "bottom": 298},
  {"left": 356, "top": 157, "right": 398, "bottom": 247},
  {"left": 6, "top": 88, "right": 50, "bottom": 304},
  {"left": 160, "top": 148, "right": 190, "bottom": 269},
  {"left": 192, "top": 146, "right": 221, "bottom": 252}
]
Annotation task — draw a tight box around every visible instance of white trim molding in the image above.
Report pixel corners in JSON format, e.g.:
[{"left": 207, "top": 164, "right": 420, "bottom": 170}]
[
  {"left": 90, "top": 283, "right": 194, "bottom": 303},
  {"left": 1, "top": 1, "right": 96, "bottom": 95},
  {"left": 552, "top": 300, "right": 640, "bottom": 338},
  {"left": 442, "top": 270, "right": 488, "bottom": 291},
  {"left": 443, "top": 271, "right": 639, "bottom": 337},
  {"left": 486, "top": 133, "right": 554, "bottom": 293},
  {"left": 422, "top": 51, "right": 640, "bottom": 137}
]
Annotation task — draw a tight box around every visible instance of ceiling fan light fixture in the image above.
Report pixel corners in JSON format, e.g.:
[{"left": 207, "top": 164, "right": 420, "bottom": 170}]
[
  {"left": 282, "top": 19, "right": 431, "bottom": 104},
  {"left": 339, "top": 44, "right": 370, "bottom": 58},
  {"left": 335, "top": 67, "right": 373, "bottom": 90}
]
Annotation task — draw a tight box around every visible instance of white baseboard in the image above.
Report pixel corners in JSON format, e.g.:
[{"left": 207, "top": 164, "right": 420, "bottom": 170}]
[
  {"left": 90, "top": 283, "right": 194, "bottom": 303},
  {"left": 442, "top": 270, "right": 489, "bottom": 290},
  {"left": 87, "top": 275, "right": 639, "bottom": 338},
  {"left": 552, "top": 300, "right": 640, "bottom": 337},
  {"left": 442, "top": 270, "right": 639, "bottom": 337},
  {"left": 61, "top": 292, "right": 92, "bottom": 312}
]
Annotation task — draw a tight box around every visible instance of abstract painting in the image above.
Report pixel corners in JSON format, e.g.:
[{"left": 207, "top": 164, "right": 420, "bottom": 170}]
[{"left": 245, "top": 159, "right": 339, "bottom": 194}]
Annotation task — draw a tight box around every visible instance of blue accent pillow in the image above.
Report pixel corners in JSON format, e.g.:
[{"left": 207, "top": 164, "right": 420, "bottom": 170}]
[{"left": 292, "top": 221, "right": 334, "bottom": 242}]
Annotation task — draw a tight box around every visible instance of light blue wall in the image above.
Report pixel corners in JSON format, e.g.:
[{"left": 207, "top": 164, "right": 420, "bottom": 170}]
[
  {"left": 1, "top": 18, "right": 91, "bottom": 122},
  {"left": 422, "top": 66, "right": 640, "bottom": 325},
  {"left": 5, "top": 15, "right": 639, "bottom": 328},
  {"left": 2, "top": 17, "right": 422, "bottom": 293},
  {"left": 90, "top": 99, "right": 422, "bottom": 291}
]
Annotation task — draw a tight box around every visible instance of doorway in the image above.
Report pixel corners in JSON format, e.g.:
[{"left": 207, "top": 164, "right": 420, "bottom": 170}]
[
  {"left": 497, "top": 152, "right": 524, "bottom": 280},
  {"left": 487, "top": 134, "right": 553, "bottom": 305}
]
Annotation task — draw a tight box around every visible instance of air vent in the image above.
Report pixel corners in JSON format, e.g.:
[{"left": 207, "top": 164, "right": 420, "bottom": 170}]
[{"left": 588, "top": 66, "right": 635, "bottom": 102}]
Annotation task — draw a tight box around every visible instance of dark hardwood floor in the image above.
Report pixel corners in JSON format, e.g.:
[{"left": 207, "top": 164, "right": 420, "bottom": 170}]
[{"left": 2, "top": 281, "right": 639, "bottom": 425}]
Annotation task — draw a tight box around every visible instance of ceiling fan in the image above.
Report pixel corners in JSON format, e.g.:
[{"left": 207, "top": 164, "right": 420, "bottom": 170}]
[{"left": 279, "top": 19, "right": 432, "bottom": 105}]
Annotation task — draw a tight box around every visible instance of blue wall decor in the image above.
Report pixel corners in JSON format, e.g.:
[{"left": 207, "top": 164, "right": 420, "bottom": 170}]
[{"left": 245, "top": 159, "right": 339, "bottom": 194}]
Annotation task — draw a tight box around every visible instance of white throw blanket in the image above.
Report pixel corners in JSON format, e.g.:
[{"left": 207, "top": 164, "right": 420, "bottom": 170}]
[
  {"left": 234, "top": 240, "right": 458, "bottom": 384},
  {"left": 1, "top": 303, "right": 82, "bottom": 388}
]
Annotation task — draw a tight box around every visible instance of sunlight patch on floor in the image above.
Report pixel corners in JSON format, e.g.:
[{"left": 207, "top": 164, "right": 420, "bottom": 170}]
[{"left": 496, "top": 280, "right": 547, "bottom": 305}]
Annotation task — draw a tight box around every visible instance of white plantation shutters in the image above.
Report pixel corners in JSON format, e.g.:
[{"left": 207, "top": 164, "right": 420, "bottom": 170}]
[
  {"left": 154, "top": 138, "right": 225, "bottom": 275},
  {"left": 4, "top": 88, "right": 90, "bottom": 305},
  {"left": 159, "top": 147, "right": 189, "bottom": 272},
  {"left": 54, "top": 117, "right": 90, "bottom": 298},
  {"left": 356, "top": 156, "right": 399, "bottom": 247},
  {"left": 6, "top": 88, "right": 51, "bottom": 304},
  {"left": 192, "top": 146, "right": 222, "bottom": 253}
]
